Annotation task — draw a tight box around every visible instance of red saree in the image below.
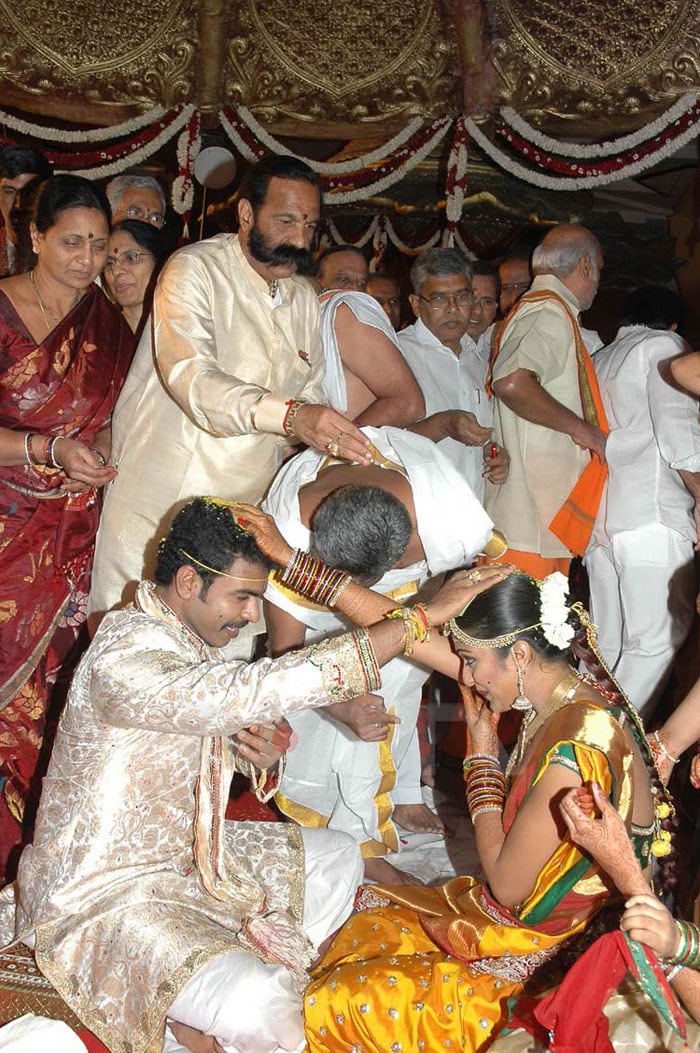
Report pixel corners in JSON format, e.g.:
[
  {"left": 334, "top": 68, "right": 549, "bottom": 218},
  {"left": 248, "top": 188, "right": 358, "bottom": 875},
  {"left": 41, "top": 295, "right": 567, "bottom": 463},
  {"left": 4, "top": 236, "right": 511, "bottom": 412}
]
[{"left": 0, "top": 284, "right": 133, "bottom": 877}]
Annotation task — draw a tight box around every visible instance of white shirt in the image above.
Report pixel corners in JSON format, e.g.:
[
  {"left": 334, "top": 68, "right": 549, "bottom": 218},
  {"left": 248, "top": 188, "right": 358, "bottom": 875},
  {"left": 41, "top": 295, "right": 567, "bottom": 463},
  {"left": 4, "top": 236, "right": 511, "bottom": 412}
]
[
  {"left": 398, "top": 318, "right": 492, "bottom": 497},
  {"left": 591, "top": 325, "right": 700, "bottom": 545}
]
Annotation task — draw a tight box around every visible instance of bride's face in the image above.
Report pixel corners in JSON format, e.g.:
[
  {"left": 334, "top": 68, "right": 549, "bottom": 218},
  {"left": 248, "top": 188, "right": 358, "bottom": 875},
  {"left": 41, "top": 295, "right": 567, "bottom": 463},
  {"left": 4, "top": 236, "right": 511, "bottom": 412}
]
[{"left": 457, "top": 644, "right": 518, "bottom": 713}]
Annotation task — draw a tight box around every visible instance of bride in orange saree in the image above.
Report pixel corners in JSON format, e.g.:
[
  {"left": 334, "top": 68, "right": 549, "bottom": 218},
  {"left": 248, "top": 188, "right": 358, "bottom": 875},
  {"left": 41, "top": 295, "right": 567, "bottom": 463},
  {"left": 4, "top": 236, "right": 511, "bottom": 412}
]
[
  {"left": 0, "top": 174, "right": 133, "bottom": 878},
  {"left": 304, "top": 572, "right": 673, "bottom": 1052}
]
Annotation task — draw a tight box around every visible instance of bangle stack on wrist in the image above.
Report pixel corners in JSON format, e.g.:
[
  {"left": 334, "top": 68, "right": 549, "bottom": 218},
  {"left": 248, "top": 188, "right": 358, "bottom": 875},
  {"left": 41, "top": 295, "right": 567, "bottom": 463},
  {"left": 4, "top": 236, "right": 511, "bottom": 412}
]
[
  {"left": 282, "top": 399, "right": 305, "bottom": 439},
  {"left": 24, "top": 433, "right": 50, "bottom": 467},
  {"left": 667, "top": 920, "right": 700, "bottom": 970},
  {"left": 464, "top": 754, "right": 505, "bottom": 822},
  {"left": 649, "top": 730, "right": 680, "bottom": 771},
  {"left": 383, "top": 605, "right": 430, "bottom": 656},
  {"left": 280, "top": 549, "right": 351, "bottom": 608}
]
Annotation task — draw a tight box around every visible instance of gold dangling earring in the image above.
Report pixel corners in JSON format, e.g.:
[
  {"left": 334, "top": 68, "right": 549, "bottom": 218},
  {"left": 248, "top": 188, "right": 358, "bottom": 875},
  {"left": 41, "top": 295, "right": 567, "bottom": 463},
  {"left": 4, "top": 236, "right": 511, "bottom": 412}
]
[{"left": 512, "top": 657, "right": 532, "bottom": 712}]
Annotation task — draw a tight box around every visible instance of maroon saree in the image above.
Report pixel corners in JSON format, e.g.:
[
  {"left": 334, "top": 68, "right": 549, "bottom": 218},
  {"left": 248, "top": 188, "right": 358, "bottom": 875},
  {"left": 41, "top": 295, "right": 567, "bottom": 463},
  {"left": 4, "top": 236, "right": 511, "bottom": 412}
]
[{"left": 0, "top": 283, "right": 133, "bottom": 877}]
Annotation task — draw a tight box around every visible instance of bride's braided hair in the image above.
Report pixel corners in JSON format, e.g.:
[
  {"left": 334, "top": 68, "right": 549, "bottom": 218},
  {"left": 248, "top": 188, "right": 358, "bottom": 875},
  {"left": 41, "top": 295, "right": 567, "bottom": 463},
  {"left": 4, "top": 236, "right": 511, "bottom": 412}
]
[{"left": 568, "top": 602, "right": 678, "bottom": 897}]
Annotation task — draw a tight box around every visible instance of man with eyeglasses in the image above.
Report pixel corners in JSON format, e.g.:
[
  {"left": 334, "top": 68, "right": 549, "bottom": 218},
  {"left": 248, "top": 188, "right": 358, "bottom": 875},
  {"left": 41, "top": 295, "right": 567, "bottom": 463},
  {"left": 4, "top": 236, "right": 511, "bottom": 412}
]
[
  {"left": 106, "top": 173, "right": 167, "bottom": 228},
  {"left": 398, "top": 247, "right": 508, "bottom": 501}
]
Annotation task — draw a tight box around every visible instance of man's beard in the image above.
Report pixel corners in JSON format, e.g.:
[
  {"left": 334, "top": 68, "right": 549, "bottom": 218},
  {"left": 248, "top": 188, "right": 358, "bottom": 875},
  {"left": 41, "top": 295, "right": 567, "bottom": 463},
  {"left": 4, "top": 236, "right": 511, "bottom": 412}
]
[{"left": 248, "top": 223, "right": 313, "bottom": 275}]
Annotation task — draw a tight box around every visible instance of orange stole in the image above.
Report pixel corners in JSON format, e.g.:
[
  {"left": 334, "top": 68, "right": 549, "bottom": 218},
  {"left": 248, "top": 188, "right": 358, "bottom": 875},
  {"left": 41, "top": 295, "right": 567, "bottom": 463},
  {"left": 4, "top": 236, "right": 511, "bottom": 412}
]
[{"left": 487, "top": 290, "right": 609, "bottom": 556}]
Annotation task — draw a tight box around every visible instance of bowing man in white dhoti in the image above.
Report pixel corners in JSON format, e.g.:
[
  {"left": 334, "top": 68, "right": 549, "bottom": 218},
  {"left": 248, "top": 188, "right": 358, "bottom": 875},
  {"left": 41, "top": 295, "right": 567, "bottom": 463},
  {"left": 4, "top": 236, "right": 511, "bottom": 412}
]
[{"left": 263, "top": 426, "right": 496, "bottom": 884}]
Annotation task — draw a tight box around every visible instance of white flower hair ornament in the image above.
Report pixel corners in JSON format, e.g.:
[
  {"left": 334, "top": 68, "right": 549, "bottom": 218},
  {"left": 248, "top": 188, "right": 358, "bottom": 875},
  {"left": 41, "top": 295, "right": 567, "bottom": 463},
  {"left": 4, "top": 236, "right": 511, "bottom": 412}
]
[{"left": 539, "top": 572, "right": 576, "bottom": 649}]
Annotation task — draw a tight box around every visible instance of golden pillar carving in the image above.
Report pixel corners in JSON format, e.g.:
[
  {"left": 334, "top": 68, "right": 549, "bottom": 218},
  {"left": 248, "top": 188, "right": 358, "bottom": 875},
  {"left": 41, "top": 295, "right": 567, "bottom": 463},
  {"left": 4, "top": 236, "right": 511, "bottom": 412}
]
[{"left": 197, "top": 0, "right": 226, "bottom": 127}]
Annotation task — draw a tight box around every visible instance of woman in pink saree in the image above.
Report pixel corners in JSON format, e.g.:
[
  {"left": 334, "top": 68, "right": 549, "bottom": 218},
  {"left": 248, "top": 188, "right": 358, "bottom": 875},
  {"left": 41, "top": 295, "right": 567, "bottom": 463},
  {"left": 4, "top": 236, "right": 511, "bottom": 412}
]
[{"left": 0, "top": 174, "right": 133, "bottom": 878}]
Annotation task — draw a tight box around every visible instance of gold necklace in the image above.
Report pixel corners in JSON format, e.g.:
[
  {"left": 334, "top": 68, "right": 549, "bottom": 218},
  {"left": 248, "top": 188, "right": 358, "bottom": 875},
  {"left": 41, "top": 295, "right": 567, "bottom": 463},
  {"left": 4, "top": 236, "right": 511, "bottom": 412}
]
[
  {"left": 29, "top": 270, "right": 80, "bottom": 332},
  {"left": 506, "top": 668, "right": 581, "bottom": 782}
]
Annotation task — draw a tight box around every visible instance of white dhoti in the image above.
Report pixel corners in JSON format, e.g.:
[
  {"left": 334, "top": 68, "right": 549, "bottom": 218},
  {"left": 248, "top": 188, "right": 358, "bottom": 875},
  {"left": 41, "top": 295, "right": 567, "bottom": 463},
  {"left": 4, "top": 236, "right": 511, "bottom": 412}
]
[
  {"left": 163, "top": 827, "right": 362, "bottom": 1053},
  {"left": 263, "top": 426, "right": 493, "bottom": 855},
  {"left": 586, "top": 523, "right": 696, "bottom": 716}
]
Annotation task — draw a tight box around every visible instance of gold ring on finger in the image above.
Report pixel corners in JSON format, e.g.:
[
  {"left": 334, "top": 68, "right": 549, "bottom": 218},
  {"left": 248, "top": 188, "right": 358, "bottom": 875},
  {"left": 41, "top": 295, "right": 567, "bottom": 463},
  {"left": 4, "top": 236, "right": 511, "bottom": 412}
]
[
  {"left": 467, "top": 569, "right": 482, "bottom": 583},
  {"left": 329, "top": 442, "right": 339, "bottom": 457}
]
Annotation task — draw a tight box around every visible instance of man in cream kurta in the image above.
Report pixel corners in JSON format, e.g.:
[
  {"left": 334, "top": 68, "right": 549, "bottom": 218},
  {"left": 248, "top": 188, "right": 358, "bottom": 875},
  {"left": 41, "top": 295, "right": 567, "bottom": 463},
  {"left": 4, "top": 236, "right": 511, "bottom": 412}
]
[
  {"left": 4, "top": 499, "right": 391, "bottom": 1053},
  {"left": 263, "top": 427, "right": 493, "bottom": 875},
  {"left": 485, "top": 225, "right": 608, "bottom": 572},
  {"left": 89, "top": 157, "right": 370, "bottom": 630}
]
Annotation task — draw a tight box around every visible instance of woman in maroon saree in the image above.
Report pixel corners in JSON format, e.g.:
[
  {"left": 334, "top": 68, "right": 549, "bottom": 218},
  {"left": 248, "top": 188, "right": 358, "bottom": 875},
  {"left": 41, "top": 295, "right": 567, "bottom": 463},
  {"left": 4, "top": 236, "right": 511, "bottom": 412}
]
[{"left": 0, "top": 174, "right": 133, "bottom": 878}]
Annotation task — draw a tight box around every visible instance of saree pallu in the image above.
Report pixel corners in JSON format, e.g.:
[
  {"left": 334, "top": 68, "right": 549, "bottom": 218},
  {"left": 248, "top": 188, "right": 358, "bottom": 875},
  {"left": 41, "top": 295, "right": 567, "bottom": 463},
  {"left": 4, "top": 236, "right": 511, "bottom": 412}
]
[
  {"left": 0, "top": 285, "right": 133, "bottom": 874},
  {"left": 304, "top": 701, "right": 635, "bottom": 1052}
]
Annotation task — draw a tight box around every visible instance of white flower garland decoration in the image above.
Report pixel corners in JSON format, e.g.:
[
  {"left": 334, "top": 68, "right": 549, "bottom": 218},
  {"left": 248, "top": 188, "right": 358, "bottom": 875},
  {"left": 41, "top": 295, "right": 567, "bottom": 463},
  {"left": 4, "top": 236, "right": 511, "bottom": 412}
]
[
  {"left": 327, "top": 215, "right": 442, "bottom": 256},
  {"left": 325, "top": 120, "right": 452, "bottom": 204},
  {"left": 465, "top": 113, "right": 700, "bottom": 191},
  {"left": 235, "top": 107, "right": 426, "bottom": 175},
  {"left": 327, "top": 216, "right": 379, "bottom": 248},
  {"left": 386, "top": 220, "right": 442, "bottom": 256},
  {"left": 171, "top": 109, "right": 202, "bottom": 217},
  {"left": 67, "top": 106, "right": 194, "bottom": 181},
  {"left": 539, "top": 572, "right": 575, "bottom": 650},
  {"left": 218, "top": 110, "right": 260, "bottom": 164},
  {"left": 500, "top": 92, "right": 698, "bottom": 159},
  {"left": 0, "top": 104, "right": 168, "bottom": 143}
]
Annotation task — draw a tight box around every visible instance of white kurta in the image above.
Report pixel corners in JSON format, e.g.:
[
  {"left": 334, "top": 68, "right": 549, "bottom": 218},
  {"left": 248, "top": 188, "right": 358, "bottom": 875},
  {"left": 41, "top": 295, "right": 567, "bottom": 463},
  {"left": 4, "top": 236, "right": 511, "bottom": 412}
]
[
  {"left": 398, "top": 318, "right": 492, "bottom": 498},
  {"left": 485, "top": 275, "right": 590, "bottom": 557},
  {"left": 89, "top": 234, "right": 325, "bottom": 620},
  {"left": 3, "top": 583, "right": 377, "bottom": 1053},
  {"left": 320, "top": 290, "right": 401, "bottom": 412},
  {"left": 263, "top": 426, "right": 493, "bottom": 855},
  {"left": 586, "top": 325, "right": 700, "bottom": 713}
]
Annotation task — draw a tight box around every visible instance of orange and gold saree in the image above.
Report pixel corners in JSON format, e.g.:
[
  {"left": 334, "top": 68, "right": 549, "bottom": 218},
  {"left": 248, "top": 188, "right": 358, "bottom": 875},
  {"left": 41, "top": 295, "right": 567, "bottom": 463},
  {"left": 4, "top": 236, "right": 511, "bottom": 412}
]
[{"left": 304, "top": 700, "right": 636, "bottom": 1052}]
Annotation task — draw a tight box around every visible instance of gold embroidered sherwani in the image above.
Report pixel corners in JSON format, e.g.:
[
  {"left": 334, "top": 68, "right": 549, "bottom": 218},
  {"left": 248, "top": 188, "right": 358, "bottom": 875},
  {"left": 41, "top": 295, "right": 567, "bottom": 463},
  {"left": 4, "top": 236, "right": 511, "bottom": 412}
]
[
  {"left": 7, "top": 583, "right": 378, "bottom": 1053},
  {"left": 88, "top": 233, "right": 325, "bottom": 620}
]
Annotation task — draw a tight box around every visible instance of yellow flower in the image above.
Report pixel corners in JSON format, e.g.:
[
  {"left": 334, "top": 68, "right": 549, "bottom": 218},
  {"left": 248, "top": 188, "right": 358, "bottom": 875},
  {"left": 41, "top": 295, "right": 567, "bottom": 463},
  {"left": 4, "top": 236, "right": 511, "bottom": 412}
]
[
  {"left": 655, "top": 802, "right": 672, "bottom": 820},
  {"left": 651, "top": 838, "right": 672, "bottom": 858}
]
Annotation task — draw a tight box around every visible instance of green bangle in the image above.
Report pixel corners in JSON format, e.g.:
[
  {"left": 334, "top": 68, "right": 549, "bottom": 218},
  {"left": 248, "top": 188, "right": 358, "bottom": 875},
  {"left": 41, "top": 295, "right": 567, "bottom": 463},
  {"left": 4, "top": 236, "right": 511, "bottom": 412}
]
[{"left": 668, "top": 920, "right": 700, "bottom": 969}]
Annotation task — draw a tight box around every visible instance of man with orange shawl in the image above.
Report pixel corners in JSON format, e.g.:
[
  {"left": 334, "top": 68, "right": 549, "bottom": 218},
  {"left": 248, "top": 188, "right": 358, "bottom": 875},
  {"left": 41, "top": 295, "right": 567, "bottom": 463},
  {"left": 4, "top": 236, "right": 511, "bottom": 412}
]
[{"left": 485, "top": 224, "right": 608, "bottom": 576}]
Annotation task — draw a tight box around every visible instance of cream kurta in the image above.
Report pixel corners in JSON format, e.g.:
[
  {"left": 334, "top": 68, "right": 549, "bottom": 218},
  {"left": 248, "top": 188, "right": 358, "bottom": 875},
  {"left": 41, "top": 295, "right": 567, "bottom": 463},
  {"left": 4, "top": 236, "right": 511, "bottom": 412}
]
[
  {"left": 7, "top": 583, "right": 378, "bottom": 1053},
  {"left": 89, "top": 234, "right": 325, "bottom": 618},
  {"left": 485, "top": 274, "right": 589, "bottom": 557}
]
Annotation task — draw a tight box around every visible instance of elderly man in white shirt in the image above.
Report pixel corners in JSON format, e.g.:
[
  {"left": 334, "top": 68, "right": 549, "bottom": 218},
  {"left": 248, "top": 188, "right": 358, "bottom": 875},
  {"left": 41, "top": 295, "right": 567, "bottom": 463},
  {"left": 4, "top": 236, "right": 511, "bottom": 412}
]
[
  {"left": 398, "top": 248, "right": 507, "bottom": 500},
  {"left": 585, "top": 286, "right": 700, "bottom": 717}
]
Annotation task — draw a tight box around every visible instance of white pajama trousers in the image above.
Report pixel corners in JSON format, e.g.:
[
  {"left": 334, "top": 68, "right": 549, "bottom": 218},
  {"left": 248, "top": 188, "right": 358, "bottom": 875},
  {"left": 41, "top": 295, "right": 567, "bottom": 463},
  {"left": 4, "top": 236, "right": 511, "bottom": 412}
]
[
  {"left": 586, "top": 524, "right": 695, "bottom": 717},
  {"left": 163, "top": 827, "right": 362, "bottom": 1053}
]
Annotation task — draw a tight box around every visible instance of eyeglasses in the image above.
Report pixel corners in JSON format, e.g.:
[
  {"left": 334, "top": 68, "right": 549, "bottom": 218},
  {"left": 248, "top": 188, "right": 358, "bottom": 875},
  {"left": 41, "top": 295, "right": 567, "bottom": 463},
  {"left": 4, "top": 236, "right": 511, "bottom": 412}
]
[
  {"left": 501, "top": 282, "right": 530, "bottom": 293},
  {"left": 125, "top": 205, "right": 165, "bottom": 228},
  {"left": 104, "top": 250, "right": 153, "bottom": 271},
  {"left": 418, "top": 290, "right": 473, "bottom": 310}
]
